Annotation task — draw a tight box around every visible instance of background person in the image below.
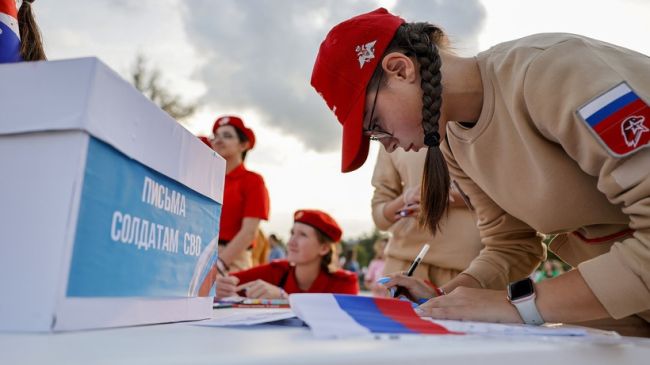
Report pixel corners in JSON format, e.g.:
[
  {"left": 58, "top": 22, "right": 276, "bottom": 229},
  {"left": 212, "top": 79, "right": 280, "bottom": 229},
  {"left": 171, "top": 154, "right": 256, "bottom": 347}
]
[
  {"left": 371, "top": 146, "right": 482, "bottom": 291},
  {"left": 268, "top": 233, "right": 286, "bottom": 261},
  {"left": 211, "top": 115, "right": 270, "bottom": 273},
  {"left": 0, "top": 0, "right": 46, "bottom": 63},
  {"left": 215, "top": 209, "right": 359, "bottom": 299},
  {"left": 363, "top": 236, "right": 387, "bottom": 295},
  {"left": 251, "top": 229, "right": 270, "bottom": 267}
]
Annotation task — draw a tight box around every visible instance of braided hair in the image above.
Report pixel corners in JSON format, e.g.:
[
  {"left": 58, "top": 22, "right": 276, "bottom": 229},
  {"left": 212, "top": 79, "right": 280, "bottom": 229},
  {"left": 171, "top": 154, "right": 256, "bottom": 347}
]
[
  {"left": 369, "top": 23, "right": 449, "bottom": 235},
  {"left": 18, "top": 0, "right": 46, "bottom": 61}
]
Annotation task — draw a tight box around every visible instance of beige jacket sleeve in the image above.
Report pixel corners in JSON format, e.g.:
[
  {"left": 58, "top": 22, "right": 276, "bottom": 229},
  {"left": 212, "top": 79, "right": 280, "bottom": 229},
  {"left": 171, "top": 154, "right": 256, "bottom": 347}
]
[
  {"left": 442, "top": 142, "right": 546, "bottom": 290},
  {"left": 523, "top": 38, "right": 650, "bottom": 318},
  {"left": 370, "top": 147, "right": 402, "bottom": 230}
]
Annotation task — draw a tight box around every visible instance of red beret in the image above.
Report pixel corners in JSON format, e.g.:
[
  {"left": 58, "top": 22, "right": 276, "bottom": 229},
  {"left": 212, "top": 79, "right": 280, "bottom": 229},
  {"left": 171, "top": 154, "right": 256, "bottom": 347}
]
[
  {"left": 198, "top": 136, "right": 212, "bottom": 147},
  {"left": 212, "top": 115, "right": 256, "bottom": 149},
  {"left": 294, "top": 209, "right": 343, "bottom": 242}
]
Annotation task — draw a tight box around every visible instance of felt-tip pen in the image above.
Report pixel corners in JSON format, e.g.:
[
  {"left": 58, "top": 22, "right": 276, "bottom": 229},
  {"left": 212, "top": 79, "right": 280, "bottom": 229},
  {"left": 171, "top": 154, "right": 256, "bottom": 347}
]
[{"left": 393, "top": 244, "right": 430, "bottom": 298}]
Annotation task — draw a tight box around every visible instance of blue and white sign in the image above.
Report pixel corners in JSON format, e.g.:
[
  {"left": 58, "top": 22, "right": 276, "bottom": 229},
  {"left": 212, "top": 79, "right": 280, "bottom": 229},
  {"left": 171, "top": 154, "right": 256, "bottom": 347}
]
[{"left": 67, "top": 137, "right": 221, "bottom": 298}]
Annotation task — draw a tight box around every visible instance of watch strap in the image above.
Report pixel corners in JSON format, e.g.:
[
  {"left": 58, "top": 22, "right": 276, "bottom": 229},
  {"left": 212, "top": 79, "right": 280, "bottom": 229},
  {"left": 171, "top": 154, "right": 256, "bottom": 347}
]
[{"left": 512, "top": 295, "right": 545, "bottom": 325}]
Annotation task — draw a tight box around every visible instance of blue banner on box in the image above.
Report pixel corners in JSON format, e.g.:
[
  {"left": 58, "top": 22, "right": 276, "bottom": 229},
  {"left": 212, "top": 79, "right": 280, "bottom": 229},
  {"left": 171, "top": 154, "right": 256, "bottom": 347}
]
[{"left": 67, "top": 137, "right": 221, "bottom": 297}]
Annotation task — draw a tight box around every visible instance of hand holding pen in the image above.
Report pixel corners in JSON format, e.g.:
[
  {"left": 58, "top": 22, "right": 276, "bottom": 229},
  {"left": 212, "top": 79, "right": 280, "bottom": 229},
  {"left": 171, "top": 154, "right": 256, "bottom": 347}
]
[
  {"left": 396, "top": 185, "right": 421, "bottom": 219},
  {"left": 391, "top": 244, "right": 430, "bottom": 299},
  {"left": 214, "top": 257, "right": 243, "bottom": 299}
]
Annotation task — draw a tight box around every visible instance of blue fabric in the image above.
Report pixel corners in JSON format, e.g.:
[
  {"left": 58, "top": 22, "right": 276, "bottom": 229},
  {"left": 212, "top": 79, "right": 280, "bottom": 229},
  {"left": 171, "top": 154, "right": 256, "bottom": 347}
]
[{"left": 334, "top": 295, "right": 414, "bottom": 334}]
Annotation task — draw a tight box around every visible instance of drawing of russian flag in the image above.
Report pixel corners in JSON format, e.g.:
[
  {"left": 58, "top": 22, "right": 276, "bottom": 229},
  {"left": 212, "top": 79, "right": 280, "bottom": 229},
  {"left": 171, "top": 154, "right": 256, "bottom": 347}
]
[
  {"left": 290, "top": 294, "right": 455, "bottom": 339},
  {"left": 0, "top": 0, "right": 21, "bottom": 63},
  {"left": 578, "top": 82, "right": 650, "bottom": 157}
]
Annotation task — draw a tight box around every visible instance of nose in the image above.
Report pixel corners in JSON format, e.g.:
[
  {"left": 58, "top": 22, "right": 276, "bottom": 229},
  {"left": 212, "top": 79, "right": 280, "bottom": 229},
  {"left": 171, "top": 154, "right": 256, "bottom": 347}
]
[
  {"left": 381, "top": 139, "right": 398, "bottom": 153},
  {"left": 287, "top": 234, "right": 297, "bottom": 248}
]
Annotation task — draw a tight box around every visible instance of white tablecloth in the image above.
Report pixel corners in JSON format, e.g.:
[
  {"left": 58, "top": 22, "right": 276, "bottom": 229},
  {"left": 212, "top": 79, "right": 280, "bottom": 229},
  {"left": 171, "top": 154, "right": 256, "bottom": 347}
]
[{"left": 1, "top": 308, "right": 649, "bottom": 365}]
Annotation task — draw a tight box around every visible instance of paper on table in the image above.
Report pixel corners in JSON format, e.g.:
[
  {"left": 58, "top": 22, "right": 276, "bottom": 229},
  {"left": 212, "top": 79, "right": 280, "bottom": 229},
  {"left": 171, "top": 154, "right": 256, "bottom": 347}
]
[
  {"left": 193, "top": 308, "right": 296, "bottom": 327},
  {"left": 214, "top": 295, "right": 246, "bottom": 303},
  {"left": 429, "top": 319, "right": 587, "bottom": 336}
]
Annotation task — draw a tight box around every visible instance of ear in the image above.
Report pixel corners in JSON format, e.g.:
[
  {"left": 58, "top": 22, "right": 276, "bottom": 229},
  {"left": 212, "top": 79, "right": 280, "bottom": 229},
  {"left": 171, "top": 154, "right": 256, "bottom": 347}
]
[
  {"left": 382, "top": 52, "right": 417, "bottom": 83},
  {"left": 318, "top": 242, "right": 332, "bottom": 257},
  {"left": 239, "top": 140, "right": 251, "bottom": 151}
]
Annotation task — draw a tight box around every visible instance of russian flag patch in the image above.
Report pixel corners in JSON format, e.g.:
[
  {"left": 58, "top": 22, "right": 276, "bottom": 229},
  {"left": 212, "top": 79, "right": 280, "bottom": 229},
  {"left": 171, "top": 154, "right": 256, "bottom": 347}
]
[{"left": 577, "top": 82, "right": 650, "bottom": 157}]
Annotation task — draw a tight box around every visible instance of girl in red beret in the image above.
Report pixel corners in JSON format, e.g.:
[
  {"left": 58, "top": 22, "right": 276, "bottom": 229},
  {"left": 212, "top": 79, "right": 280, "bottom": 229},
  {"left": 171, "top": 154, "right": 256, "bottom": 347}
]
[
  {"left": 215, "top": 209, "right": 359, "bottom": 299},
  {"left": 210, "top": 116, "right": 270, "bottom": 273}
]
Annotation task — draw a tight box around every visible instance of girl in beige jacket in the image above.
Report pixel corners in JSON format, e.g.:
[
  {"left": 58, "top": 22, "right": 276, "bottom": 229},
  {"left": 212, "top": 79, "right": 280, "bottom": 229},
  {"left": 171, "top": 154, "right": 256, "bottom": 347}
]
[{"left": 311, "top": 8, "right": 650, "bottom": 336}]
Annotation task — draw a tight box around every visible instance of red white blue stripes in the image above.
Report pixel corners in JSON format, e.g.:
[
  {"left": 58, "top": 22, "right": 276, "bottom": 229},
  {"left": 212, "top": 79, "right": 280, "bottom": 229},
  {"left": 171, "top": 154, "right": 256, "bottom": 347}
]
[
  {"left": 290, "top": 294, "right": 453, "bottom": 338},
  {"left": 0, "top": 0, "right": 22, "bottom": 63},
  {"left": 578, "top": 82, "right": 650, "bottom": 156}
]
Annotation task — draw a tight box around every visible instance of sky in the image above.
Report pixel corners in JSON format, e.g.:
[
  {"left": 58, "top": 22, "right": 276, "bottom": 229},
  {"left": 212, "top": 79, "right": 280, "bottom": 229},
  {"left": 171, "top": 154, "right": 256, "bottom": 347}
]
[{"left": 34, "top": 0, "right": 650, "bottom": 241}]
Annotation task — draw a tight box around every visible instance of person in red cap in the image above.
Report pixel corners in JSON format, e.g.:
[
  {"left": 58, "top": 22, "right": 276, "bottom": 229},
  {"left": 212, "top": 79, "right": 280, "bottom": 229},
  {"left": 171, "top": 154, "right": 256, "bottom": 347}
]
[
  {"left": 210, "top": 115, "right": 270, "bottom": 273},
  {"left": 215, "top": 209, "right": 359, "bottom": 299},
  {"left": 0, "top": 0, "right": 46, "bottom": 63},
  {"left": 311, "top": 8, "right": 650, "bottom": 336},
  {"left": 197, "top": 135, "right": 211, "bottom": 148}
]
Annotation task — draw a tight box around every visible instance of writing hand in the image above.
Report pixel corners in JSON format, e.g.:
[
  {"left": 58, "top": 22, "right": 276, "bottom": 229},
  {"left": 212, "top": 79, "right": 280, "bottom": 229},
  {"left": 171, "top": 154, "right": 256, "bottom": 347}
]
[
  {"left": 236, "top": 280, "right": 284, "bottom": 299},
  {"left": 215, "top": 276, "right": 240, "bottom": 299},
  {"left": 383, "top": 273, "right": 435, "bottom": 302}
]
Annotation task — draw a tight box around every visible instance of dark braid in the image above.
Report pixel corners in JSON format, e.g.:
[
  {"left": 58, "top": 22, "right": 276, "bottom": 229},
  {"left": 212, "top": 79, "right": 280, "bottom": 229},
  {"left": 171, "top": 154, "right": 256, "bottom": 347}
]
[
  {"left": 18, "top": 0, "right": 47, "bottom": 61},
  {"left": 403, "top": 24, "right": 443, "bottom": 147},
  {"left": 369, "top": 23, "right": 450, "bottom": 235}
]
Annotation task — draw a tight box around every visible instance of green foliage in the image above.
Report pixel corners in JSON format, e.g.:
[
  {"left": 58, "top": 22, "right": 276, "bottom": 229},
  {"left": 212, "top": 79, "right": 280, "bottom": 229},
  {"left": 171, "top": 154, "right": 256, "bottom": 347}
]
[
  {"left": 130, "top": 54, "right": 197, "bottom": 122},
  {"left": 342, "top": 229, "right": 385, "bottom": 269},
  {"left": 540, "top": 234, "right": 571, "bottom": 271}
]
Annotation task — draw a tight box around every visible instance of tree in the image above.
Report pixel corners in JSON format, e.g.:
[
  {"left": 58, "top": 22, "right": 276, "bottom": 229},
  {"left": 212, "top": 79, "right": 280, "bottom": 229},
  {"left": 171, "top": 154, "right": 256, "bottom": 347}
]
[
  {"left": 130, "top": 54, "right": 197, "bottom": 122},
  {"left": 342, "top": 229, "right": 384, "bottom": 269}
]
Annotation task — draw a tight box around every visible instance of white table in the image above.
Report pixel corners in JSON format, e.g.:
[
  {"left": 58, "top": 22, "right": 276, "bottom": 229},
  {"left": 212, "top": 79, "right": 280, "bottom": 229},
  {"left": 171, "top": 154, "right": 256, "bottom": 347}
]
[{"left": 2, "top": 308, "right": 650, "bottom": 365}]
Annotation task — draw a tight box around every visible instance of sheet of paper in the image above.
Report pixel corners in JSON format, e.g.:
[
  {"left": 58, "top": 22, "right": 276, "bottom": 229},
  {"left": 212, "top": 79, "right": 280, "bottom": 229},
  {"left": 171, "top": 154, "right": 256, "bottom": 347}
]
[
  {"left": 429, "top": 319, "right": 587, "bottom": 336},
  {"left": 193, "top": 308, "right": 296, "bottom": 327},
  {"left": 214, "top": 295, "right": 246, "bottom": 304}
]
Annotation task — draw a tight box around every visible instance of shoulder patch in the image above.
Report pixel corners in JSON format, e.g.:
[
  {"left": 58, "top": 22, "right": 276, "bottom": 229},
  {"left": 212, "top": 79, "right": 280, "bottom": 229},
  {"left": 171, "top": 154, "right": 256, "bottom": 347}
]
[{"left": 577, "top": 82, "right": 650, "bottom": 157}]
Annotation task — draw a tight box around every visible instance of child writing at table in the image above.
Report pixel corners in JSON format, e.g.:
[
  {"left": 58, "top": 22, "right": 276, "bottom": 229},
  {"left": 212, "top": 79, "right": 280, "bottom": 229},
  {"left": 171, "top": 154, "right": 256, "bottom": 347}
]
[{"left": 215, "top": 209, "right": 359, "bottom": 299}]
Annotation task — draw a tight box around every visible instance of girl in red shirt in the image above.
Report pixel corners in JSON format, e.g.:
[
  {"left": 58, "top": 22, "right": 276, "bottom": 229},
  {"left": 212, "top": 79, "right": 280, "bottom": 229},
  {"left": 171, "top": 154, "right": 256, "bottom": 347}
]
[
  {"left": 215, "top": 209, "right": 359, "bottom": 298},
  {"left": 210, "top": 116, "right": 270, "bottom": 272}
]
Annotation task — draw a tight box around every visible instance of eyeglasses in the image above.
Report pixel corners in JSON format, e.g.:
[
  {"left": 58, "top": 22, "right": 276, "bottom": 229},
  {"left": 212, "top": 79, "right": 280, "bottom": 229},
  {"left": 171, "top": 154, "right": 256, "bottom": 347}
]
[{"left": 362, "top": 71, "right": 393, "bottom": 141}]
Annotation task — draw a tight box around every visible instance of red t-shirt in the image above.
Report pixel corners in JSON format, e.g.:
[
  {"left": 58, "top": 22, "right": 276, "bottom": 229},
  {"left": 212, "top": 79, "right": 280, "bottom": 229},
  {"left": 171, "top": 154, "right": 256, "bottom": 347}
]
[
  {"left": 219, "top": 164, "right": 270, "bottom": 241},
  {"left": 231, "top": 260, "right": 359, "bottom": 295}
]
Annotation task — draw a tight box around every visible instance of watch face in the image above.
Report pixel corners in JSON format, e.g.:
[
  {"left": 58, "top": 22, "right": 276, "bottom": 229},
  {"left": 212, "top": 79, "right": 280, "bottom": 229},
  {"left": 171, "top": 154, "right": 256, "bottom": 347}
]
[{"left": 508, "top": 278, "right": 535, "bottom": 301}]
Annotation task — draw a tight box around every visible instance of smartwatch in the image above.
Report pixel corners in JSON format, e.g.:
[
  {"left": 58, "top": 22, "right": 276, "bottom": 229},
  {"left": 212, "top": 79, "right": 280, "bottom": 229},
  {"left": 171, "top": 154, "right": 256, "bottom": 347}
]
[{"left": 507, "top": 277, "right": 544, "bottom": 325}]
